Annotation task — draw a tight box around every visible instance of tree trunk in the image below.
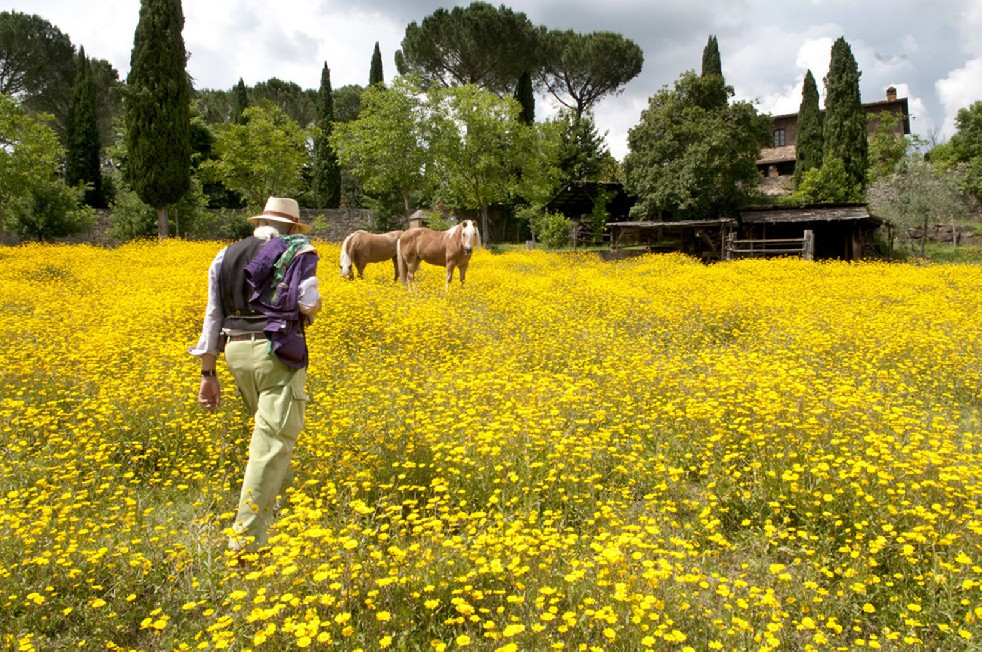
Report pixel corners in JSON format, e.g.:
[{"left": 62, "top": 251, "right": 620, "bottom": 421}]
[
  {"left": 157, "top": 206, "right": 168, "bottom": 241},
  {"left": 920, "top": 215, "right": 927, "bottom": 257},
  {"left": 480, "top": 202, "right": 489, "bottom": 245}
]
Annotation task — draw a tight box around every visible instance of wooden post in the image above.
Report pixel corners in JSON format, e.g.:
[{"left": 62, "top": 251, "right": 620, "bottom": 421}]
[{"left": 802, "top": 229, "right": 815, "bottom": 260}]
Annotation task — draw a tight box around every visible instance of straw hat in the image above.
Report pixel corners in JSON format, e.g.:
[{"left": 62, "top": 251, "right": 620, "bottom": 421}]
[{"left": 247, "top": 197, "right": 311, "bottom": 234}]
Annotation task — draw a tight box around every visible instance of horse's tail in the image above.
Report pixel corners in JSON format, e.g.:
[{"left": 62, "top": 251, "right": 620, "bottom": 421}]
[
  {"left": 396, "top": 237, "right": 407, "bottom": 286},
  {"left": 339, "top": 233, "right": 354, "bottom": 278}
]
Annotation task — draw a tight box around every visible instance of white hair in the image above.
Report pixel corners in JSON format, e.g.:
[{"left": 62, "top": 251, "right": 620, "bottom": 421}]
[{"left": 253, "top": 225, "right": 281, "bottom": 241}]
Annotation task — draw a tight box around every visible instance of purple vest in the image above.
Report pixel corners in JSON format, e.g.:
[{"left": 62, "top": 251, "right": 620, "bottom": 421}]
[{"left": 244, "top": 237, "right": 319, "bottom": 369}]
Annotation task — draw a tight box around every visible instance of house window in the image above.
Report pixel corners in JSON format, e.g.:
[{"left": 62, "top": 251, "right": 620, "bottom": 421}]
[{"left": 773, "top": 129, "right": 786, "bottom": 147}]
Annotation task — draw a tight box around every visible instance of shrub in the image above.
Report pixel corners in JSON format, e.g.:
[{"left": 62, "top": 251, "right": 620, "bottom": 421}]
[
  {"left": 530, "top": 210, "right": 572, "bottom": 248},
  {"left": 789, "top": 153, "right": 863, "bottom": 203},
  {"left": 9, "top": 179, "right": 94, "bottom": 242}
]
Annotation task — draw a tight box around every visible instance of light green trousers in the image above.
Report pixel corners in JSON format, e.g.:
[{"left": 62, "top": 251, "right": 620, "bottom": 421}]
[{"left": 225, "top": 338, "right": 308, "bottom": 552}]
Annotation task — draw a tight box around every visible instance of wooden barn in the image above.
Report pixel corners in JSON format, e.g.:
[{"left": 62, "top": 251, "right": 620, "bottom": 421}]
[
  {"left": 737, "top": 203, "right": 884, "bottom": 261},
  {"left": 607, "top": 204, "right": 884, "bottom": 262}
]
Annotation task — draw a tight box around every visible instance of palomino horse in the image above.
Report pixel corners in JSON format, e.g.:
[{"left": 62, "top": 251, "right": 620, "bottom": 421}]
[
  {"left": 339, "top": 230, "right": 403, "bottom": 281},
  {"left": 396, "top": 220, "right": 481, "bottom": 290}
]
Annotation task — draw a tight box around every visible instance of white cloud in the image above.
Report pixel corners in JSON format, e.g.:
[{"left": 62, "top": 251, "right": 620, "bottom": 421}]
[{"left": 936, "top": 58, "right": 982, "bottom": 138}]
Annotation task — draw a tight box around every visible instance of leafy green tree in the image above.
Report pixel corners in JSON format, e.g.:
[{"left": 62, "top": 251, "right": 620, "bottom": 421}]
[
  {"left": 541, "top": 30, "right": 643, "bottom": 122},
  {"left": 823, "top": 37, "right": 868, "bottom": 191},
  {"left": 251, "top": 78, "right": 316, "bottom": 126},
  {"left": 790, "top": 152, "right": 863, "bottom": 203},
  {"left": 311, "top": 63, "right": 341, "bottom": 208},
  {"left": 933, "top": 101, "right": 982, "bottom": 202},
  {"left": 89, "top": 58, "right": 124, "bottom": 151},
  {"left": 554, "top": 108, "right": 609, "bottom": 181},
  {"left": 514, "top": 118, "right": 564, "bottom": 209},
  {"left": 230, "top": 78, "right": 249, "bottom": 124},
  {"left": 369, "top": 42, "right": 384, "bottom": 86},
  {"left": 868, "top": 155, "right": 966, "bottom": 256},
  {"left": 330, "top": 83, "right": 367, "bottom": 208},
  {"left": 429, "top": 84, "right": 535, "bottom": 239},
  {"left": 396, "top": 2, "right": 542, "bottom": 95},
  {"left": 9, "top": 178, "right": 94, "bottom": 242},
  {"left": 699, "top": 34, "right": 728, "bottom": 110},
  {"left": 513, "top": 70, "right": 534, "bottom": 125},
  {"left": 623, "top": 70, "right": 770, "bottom": 220},
  {"left": 0, "top": 94, "right": 63, "bottom": 238},
  {"left": 193, "top": 88, "right": 231, "bottom": 124},
  {"left": 793, "top": 69, "right": 823, "bottom": 186},
  {"left": 333, "top": 84, "right": 363, "bottom": 123},
  {"left": 0, "top": 11, "right": 75, "bottom": 136},
  {"left": 867, "top": 110, "right": 910, "bottom": 184},
  {"left": 65, "top": 47, "right": 104, "bottom": 207},
  {"left": 201, "top": 104, "right": 309, "bottom": 209},
  {"left": 125, "top": 0, "right": 192, "bottom": 239},
  {"left": 330, "top": 76, "right": 431, "bottom": 218}
]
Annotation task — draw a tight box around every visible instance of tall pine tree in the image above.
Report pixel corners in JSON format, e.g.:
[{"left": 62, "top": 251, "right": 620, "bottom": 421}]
[
  {"left": 513, "top": 70, "right": 534, "bottom": 124},
  {"left": 125, "top": 0, "right": 191, "bottom": 239},
  {"left": 823, "top": 37, "right": 868, "bottom": 191},
  {"left": 794, "top": 69, "right": 823, "bottom": 187},
  {"left": 369, "top": 42, "right": 384, "bottom": 86},
  {"left": 230, "top": 77, "right": 248, "bottom": 124},
  {"left": 312, "top": 62, "right": 341, "bottom": 208},
  {"left": 699, "top": 34, "right": 729, "bottom": 110},
  {"left": 65, "top": 47, "right": 104, "bottom": 207}
]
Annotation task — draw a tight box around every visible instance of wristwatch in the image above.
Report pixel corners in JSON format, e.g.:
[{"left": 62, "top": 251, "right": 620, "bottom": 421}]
[{"left": 201, "top": 369, "right": 217, "bottom": 377}]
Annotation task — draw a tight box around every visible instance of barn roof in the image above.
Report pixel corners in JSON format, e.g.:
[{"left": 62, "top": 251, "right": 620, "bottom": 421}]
[{"left": 740, "top": 203, "right": 883, "bottom": 226}]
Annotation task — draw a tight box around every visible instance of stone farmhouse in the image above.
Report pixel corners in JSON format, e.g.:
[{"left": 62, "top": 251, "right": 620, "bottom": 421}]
[{"left": 756, "top": 86, "right": 911, "bottom": 195}]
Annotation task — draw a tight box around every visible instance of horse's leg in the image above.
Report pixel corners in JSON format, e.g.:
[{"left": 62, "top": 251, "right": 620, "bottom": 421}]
[
  {"left": 390, "top": 255, "right": 399, "bottom": 282},
  {"left": 356, "top": 260, "right": 365, "bottom": 279},
  {"left": 445, "top": 263, "right": 458, "bottom": 291},
  {"left": 459, "top": 261, "right": 468, "bottom": 286}
]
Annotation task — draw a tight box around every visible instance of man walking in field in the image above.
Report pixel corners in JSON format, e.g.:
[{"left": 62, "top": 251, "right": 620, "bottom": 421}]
[{"left": 190, "top": 197, "right": 321, "bottom": 559}]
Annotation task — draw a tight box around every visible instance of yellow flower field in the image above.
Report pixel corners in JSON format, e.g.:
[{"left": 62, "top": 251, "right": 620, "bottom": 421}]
[{"left": 2, "top": 240, "right": 982, "bottom": 651}]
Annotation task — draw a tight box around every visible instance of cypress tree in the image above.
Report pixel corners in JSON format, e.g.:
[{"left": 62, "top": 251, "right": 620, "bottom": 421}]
[
  {"left": 823, "top": 36, "right": 868, "bottom": 191},
  {"left": 699, "top": 34, "right": 729, "bottom": 110},
  {"left": 230, "top": 77, "right": 249, "bottom": 124},
  {"left": 311, "top": 62, "right": 341, "bottom": 208},
  {"left": 701, "top": 34, "right": 722, "bottom": 77},
  {"left": 794, "top": 69, "right": 823, "bottom": 187},
  {"left": 369, "top": 41, "right": 384, "bottom": 86},
  {"left": 513, "top": 69, "right": 534, "bottom": 124},
  {"left": 125, "top": 0, "right": 191, "bottom": 239},
  {"left": 65, "top": 47, "right": 104, "bottom": 207}
]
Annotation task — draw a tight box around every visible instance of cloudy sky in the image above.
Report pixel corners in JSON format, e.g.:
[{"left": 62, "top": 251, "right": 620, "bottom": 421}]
[{"left": 14, "top": 0, "right": 982, "bottom": 160}]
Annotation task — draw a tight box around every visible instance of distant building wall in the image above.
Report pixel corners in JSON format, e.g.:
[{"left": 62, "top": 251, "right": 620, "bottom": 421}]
[{"left": 756, "top": 88, "right": 911, "bottom": 185}]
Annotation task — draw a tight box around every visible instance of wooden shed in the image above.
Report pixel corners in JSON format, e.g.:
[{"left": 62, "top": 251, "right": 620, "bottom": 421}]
[{"left": 738, "top": 203, "right": 884, "bottom": 261}]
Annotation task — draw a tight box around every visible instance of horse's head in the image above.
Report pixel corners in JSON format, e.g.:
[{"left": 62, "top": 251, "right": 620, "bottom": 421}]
[
  {"left": 459, "top": 220, "right": 480, "bottom": 255},
  {"left": 339, "top": 234, "right": 354, "bottom": 278}
]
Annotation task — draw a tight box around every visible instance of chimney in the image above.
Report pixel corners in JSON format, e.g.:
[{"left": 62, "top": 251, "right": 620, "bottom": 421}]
[{"left": 886, "top": 86, "right": 897, "bottom": 101}]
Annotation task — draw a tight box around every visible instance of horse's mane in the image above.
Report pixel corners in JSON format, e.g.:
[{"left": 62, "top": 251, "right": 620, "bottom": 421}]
[{"left": 340, "top": 233, "right": 354, "bottom": 267}]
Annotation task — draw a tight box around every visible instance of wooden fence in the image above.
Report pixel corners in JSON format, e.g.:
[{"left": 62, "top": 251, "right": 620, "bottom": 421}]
[{"left": 725, "top": 230, "right": 814, "bottom": 261}]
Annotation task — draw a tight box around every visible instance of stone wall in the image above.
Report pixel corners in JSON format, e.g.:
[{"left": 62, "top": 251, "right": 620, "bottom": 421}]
[
  {"left": 907, "top": 223, "right": 982, "bottom": 246},
  {"left": 4, "top": 207, "right": 379, "bottom": 246},
  {"left": 299, "top": 208, "right": 377, "bottom": 242}
]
